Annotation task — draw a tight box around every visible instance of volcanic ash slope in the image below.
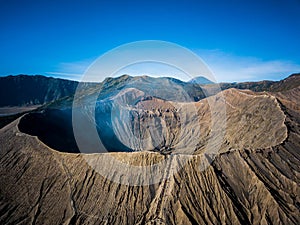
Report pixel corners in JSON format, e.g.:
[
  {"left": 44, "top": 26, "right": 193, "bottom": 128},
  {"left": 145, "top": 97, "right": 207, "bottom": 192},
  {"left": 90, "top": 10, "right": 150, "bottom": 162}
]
[{"left": 0, "top": 88, "right": 300, "bottom": 225}]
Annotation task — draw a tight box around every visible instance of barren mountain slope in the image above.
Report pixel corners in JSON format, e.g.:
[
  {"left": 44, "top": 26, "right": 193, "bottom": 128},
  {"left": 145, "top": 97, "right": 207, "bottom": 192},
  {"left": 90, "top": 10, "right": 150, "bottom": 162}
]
[
  {"left": 0, "top": 88, "right": 299, "bottom": 225},
  {"left": 0, "top": 75, "right": 78, "bottom": 107}
]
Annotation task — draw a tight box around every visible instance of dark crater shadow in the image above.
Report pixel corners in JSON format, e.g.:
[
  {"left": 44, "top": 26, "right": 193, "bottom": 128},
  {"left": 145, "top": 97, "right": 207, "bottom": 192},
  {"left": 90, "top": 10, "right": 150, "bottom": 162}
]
[{"left": 18, "top": 109, "right": 132, "bottom": 153}]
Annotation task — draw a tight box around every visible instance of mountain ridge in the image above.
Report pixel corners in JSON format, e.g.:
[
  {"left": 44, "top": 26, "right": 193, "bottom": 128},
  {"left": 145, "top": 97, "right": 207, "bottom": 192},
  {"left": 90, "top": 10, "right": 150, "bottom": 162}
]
[
  {"left": 0, "top": 74, "right": 78, "bottom": 107},
  {"left": 188, "top": 76, "right": 214, "bottom": 84},
  {"left": 0, "top": 73, "right": 299, "bottom": 108}
]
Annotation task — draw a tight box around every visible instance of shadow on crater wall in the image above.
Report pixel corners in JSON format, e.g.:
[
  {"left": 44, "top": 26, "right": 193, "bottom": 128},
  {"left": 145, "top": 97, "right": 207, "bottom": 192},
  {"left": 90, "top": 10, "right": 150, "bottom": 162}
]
[{"left": 18, "top": 109, "right": 132, "bottom": 153}]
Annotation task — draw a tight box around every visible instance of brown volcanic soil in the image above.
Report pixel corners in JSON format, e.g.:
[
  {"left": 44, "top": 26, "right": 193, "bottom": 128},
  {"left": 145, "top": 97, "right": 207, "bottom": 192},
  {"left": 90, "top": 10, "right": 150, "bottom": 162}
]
[{"left": 0, "top": 88, "right": 300, "bottom": 224}]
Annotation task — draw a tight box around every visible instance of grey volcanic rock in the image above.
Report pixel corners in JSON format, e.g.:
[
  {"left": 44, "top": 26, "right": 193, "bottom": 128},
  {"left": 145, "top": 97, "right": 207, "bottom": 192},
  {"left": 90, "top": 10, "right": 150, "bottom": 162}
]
[{"left": 0, "top": 84, "right": 300, "bottom": 224}]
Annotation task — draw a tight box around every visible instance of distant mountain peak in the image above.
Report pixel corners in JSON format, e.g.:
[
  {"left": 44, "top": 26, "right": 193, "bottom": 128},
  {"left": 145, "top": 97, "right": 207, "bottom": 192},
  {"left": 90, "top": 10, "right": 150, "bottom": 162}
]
[{"left": 188, "top": 76, "right": 214, "bottom": 84}]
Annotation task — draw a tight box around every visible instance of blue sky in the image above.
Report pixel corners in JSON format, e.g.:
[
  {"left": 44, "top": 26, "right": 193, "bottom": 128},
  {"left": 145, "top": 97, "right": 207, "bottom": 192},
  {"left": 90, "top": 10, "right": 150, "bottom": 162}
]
[{"left": 0, "top": 0, "right": 300, "bottom": 82}]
